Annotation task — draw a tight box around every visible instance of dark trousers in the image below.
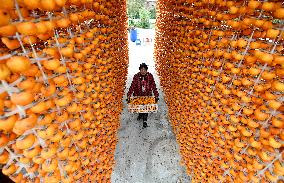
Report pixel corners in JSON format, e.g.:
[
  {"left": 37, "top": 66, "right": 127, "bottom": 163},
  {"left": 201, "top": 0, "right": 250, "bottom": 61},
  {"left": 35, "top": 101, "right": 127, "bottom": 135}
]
[{"left": 139, "top": 113, "right": 148, "bottom": 121}]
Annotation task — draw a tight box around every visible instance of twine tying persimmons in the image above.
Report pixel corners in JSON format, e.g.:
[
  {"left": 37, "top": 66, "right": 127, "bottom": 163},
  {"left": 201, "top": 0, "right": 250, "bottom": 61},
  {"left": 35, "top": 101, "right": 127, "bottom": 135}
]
[
  {"left": 155, "top": 0, "right": 284, "bottom": 182},
  {"left": 0, "top": 0, "right": 128, "bottom": 182}
]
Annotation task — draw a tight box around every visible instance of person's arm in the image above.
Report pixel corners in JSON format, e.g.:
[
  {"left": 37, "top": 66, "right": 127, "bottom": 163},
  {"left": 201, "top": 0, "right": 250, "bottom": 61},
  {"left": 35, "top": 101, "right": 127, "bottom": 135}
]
[
  {"left": 127, "top": 75, "right": 137, "bottom": 99},
  {"left": 149, "top": 74, "right": 159, "bottom": 99}
]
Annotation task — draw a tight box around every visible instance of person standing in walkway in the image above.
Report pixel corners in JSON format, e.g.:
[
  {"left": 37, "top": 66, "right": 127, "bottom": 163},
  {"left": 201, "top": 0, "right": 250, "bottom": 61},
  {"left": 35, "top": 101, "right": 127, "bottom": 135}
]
[{"left": 127, "top": 63, "right": 159, "bottom": 128}]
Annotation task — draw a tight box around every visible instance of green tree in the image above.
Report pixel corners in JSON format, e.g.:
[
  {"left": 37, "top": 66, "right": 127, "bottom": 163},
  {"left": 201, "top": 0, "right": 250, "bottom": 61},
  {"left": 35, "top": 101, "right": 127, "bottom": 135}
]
[
  {"left": 149, "top": 8, "right": 156, "bottom": 19},
  {"left": 128, "top": 19, "right": 136, "bottom": 27},
  {"left": 127, "top": 0, "right": 146, "bottom": 19},
  {"left": 137, "top": 7, "right": 151, "bottom": 29}
]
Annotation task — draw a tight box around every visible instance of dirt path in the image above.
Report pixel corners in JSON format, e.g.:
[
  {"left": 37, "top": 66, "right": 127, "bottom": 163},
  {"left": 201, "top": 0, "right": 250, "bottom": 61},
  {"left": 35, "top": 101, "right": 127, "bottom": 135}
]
[{"left": 111, "top": 31, "right": 190, "bottom": 183}]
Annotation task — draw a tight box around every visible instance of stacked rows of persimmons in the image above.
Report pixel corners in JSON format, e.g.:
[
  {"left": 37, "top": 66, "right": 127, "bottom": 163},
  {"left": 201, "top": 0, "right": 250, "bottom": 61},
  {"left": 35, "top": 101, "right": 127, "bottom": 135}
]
[
  {"left": 0, "top": 0, "right": 128, "bottom": 182},
  {"left": 155, "top": 0, "right": 284, "bottom": 182}
]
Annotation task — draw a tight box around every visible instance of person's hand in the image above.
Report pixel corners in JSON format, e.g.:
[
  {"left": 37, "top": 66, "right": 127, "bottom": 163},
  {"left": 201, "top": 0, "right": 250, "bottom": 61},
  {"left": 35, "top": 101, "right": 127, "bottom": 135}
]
[{"left": 155, "top": 97, "right": 159, "bottom": 103}]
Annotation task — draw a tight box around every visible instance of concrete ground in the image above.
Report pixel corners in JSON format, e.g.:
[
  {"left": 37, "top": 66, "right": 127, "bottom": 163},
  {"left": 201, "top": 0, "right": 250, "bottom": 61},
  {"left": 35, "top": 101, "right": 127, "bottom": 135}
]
[{"left": 111, "top": 29, "right": 191, "bottom": 183}]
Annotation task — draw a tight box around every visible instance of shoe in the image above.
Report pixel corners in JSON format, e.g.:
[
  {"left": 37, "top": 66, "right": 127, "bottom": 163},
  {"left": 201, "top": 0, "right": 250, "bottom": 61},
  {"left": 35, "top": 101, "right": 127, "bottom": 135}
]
[
  {"left": 142, "top": 113, "right": 148, "bottom": 121},
  {"left": 137, "top": 114, "right": 142, "bottom": 121},
  {"left": 143, "top": 121, "right": 148, "bottom": 128}
]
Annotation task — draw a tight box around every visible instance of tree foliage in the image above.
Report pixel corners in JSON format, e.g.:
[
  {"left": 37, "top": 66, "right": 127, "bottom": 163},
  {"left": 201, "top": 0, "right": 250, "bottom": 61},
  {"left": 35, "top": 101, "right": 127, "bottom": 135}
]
[
  {"left": 149, "top": 7, "right": 156, "bottom": 19},
  {"left": 127, "top": 0, "right": 146, "bottom": 19},
  {"left": 138, "top": 7, "right": 151, "bottom": 28},
  {"left": 127, "top": 0, "right": 156, "bottom": 29}
]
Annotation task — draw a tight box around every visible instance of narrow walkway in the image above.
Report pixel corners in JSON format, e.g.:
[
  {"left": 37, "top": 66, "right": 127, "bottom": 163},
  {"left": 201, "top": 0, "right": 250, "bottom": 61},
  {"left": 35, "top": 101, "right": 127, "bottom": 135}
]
[{"left": 111, "top": 30, "right": 190, "bottom": 183}]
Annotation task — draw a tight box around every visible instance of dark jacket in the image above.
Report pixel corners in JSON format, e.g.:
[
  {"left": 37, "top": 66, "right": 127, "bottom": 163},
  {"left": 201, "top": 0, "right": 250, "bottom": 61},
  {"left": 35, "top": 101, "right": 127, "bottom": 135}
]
[{"left": 127, "top": 72, "right": 159, "bottom": 98}]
